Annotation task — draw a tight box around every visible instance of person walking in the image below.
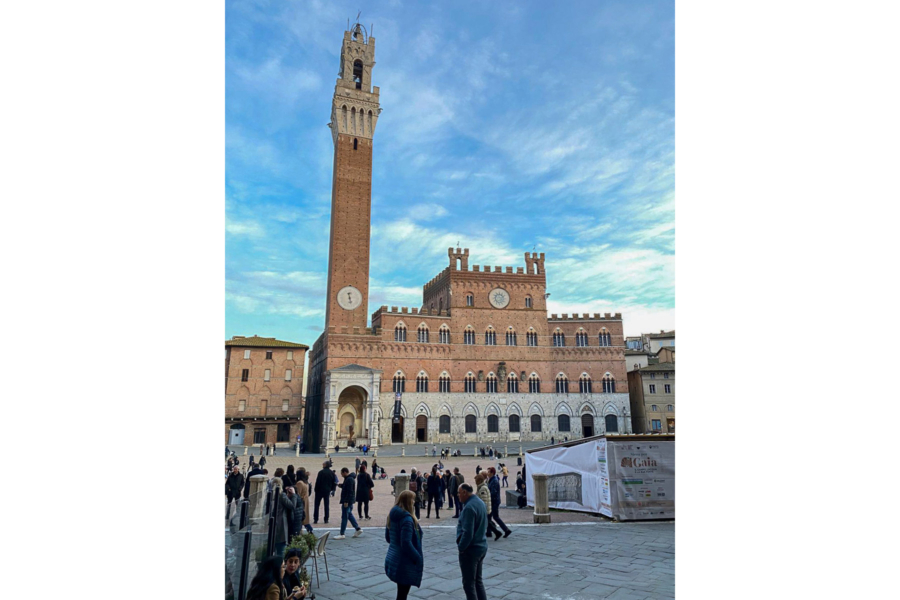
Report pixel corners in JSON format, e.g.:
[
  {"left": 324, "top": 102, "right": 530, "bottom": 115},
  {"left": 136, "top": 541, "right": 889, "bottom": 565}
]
[
  {"left": 551, "top": 436, "right": 555, "bottom": 445},
  {"left": 356, "top": 464, "right": 374, "bottom": 520},
  {"left": 259, "top": 454, "right": 267, "bottom": 470},
  {"left": 474, "top": 473, "right": 500, "bottom": 539},
  {"left": 487, "top": 467, "right": 512, "bottom": 539},
  {"left": 501, "top": 464, "right": 509, "bottom": 488},
  {"left": 426, "top": 466, "right": 444, "bottom": 519},
  {"left": 259, "top": 443, "right": 264, "bottom": 456},
  {"left": 456, "top": 484, "right": 488, "bottom": 600},
  {"left": 372, "top": 459, "right": 379, "bottom": 477},
  {"left": 384, "top": 490, "right": 424, "bottom": 600},
  {"left": 314, "top": 461, "right": 335, "bottom": 524},
  {"left": 336, "top": 467, "right": 363, "bottom": 540},
  {"left": 355, "top": 456, "right": 361, "bottom": 474},
  {"left": 432, "top": 444, "right": 437, "bottom": 457}
]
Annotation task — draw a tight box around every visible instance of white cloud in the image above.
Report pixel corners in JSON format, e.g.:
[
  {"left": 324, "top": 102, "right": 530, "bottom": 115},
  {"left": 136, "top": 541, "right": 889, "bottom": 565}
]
[
  {"left": 407, "top": 203, "right": 449, "bottom": 221},
  {"left": 227, "top": 270, "right": 326, "bottom": 318},
  {"left": 226, "top": 218, "right": 265, "bottom": 238}
]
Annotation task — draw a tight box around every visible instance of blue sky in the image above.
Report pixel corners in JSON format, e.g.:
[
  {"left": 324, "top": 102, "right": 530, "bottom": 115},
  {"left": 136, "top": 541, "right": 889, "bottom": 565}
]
[{"left": 226, "top": 0, "right": 674, "bottom": 344}]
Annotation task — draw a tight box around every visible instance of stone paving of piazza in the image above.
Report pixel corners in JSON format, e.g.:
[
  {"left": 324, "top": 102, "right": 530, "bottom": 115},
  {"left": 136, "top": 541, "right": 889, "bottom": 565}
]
[{"left": 226, "top": 443, "right": 675, "bottom": 599}]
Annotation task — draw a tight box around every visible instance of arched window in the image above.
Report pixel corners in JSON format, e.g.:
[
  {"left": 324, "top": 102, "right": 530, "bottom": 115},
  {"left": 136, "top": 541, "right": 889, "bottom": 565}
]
[
  {"left": 553, "top": 331, "right": 566, "bottom": 347},
  {"left": 416, "top": 373, "right": 429, "bottom": 392},
  {"left": 667, "top": 404, "right": 674, "bottom": 411},
  {"left": 555, "top": 374, "right": 569, "bottom": 394},
  {"left": 605, "top": 414, "right": 618, "bottom": 433},
  {"left": 531, "top": 415, "right": 542, "bottom": 432},
  {"left": 599, "top": 330, "right": 611, "bottom": 347},
  {"left": 575, "top": 331, "right": 588, "bottom": 347},
  {"left": 464, "top": 327, "right": 475, "bottom": 345},
  {"left": 485, "top": 328, "right": 496, "bottom": 345},
  {"left": 508, "top": 414, "right": 520, "bottom": 432},
  {"left": 651, "top": 405, "right": 658, "bottom": 412},
  {"left": 353, "top": 59, "right": 363, "bottom": 89},
  {"left": 417, "top": 324, "right": 429, "bottom": 343},
  {"left": 466, "top": 293, "right": 474, "bottom": 307},
  {"left": 579, "top": 374, "right": 592, "bottom": 394},
  {"left": 439, "top": 325, "right": 450, "bottom": 344},
  {"left": 528, "top": 374, "right": 541, "bottom": 393},
  {"left": 602, "top": 374, "right": 616, "bottom": 393},
  {"left": 439, "top": 374, "right": 451, "bottom": 393},
  {"left": 526, "top": 330, "right": 538, "bottom": 346},
  {"left": 506, "top": 329, "right": 517, "bottom": 346},
  {"left": 507, "top": 373, "right": 519, "bottom": 393},
  {"left": 464, "top": 374, "right": 477, "bottom": 393},
  {"left": 558, "top": 414, "right": 571, "bottom": 432},
  {"left": 394, "top": 323, "right": 407, "bottom": 342},
  {"left": 392, "top": 373, "right": 406, "bottom": 393},
  {"left": 465, "top": 414, "right": 477, "bottom": 433},
  {"left": 525, "top": 296, "right": 532, "bottom": 308},
  {"left": 487, "top": 414, "right": 499, "bottom": 432},
  {"left": 486, "top": 373, "right": 498, "bottom": 393},
  {"left": 439, "top": 415, "right": 451, "bottom": 433}
]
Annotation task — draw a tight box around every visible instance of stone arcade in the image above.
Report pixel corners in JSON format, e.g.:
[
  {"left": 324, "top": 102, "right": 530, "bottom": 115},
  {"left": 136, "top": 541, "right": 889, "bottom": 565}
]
[{"left": 303, "top": 24, "right": 631, "bottom": 452}]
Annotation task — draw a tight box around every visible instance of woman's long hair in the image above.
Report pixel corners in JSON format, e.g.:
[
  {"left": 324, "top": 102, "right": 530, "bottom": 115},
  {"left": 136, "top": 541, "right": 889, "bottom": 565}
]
[
  {"left": 246, "top": 555, "right": 284, "bottom": 600},
  {"left": 386, "top": 489, "right": 420, "bottom": 532},
  {"left": 286, "top": 465, "right": 295, "bottom": 477}
]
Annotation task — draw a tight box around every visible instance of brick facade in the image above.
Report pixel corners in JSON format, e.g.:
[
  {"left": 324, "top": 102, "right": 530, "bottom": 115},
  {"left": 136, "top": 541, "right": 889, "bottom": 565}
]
[
  {"left": 225, "top": 336, "right": 308, "bottom": 446},
  {"left": 300, "top": 26, "right": 634, "bottom": 452}
]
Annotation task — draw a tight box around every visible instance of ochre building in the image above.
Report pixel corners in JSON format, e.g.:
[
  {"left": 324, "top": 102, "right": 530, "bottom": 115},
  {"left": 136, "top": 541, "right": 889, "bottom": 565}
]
[
  {"left": 304, "top": 25, "right": 632, "bottom": 451},
  {"left": 225, "top": 336, "right": 308, "bottom": 446}
]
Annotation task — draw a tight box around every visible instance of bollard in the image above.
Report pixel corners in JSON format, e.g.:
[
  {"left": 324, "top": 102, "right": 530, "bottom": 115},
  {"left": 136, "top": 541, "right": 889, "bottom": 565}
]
[
  {"left": 401, "top": 446, "right": 405, "bottom": 456},
  {"left": 265, "top": 490, "right": 273, "bottom": 515},
  {"left": 532, "top": 473, "right": 551, "bottom": 523},
  {"left": 266, "top": 487, "right": 281, "bottom": 557},
  {"left": 425, "top": 446, "right": 428, "bottom": 457},
  {"left": 296, "top": 444, "right": 300, "bottom": 457},
  {"left": 394, "top": 473, "right": 410, "bottom": 496},
  {"left": 519, "top": 445, "right": 523, "bottom": 457},
  {"left": 505, "top": 445, "right": 508, "bottom": 456},
  {"left": 244, "top": 446, "right": 248, "bottom": 455},
  {"left": 248, "top": 475, "right": 268, "bottom": 521}
]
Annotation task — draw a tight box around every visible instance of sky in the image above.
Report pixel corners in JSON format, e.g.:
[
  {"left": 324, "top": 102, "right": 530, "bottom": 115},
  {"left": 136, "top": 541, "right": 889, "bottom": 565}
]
[{"left": 226, "top": 0, "right": 674, "bottom": 345}]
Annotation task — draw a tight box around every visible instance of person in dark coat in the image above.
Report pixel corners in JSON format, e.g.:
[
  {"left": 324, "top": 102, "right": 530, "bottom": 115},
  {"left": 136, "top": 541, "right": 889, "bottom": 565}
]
[
  {"left": 355, "top": 457, "right": 361, "bottom": 473},
  {"left": 384, "top": 490, "right": 424, "bottom": 600},
  {"left": 259, "top": 455, "right": 267, "bottom": 470},
  {"left": 337, "top": 468, "right": 362, "bottom": 539},
  {"left": 244, "top": 464, "right": 265, "bottom": 499},
  {"left": 283, "top": 465, "right": 296, "bottom": 489},
  {"left": 487, "top": 467, "right": 511, "bottom": 539},
  {"left": 426, "top": 466, "right": 444, "bottom": 519},
  {"left": 443, "top": 470, "right": 453, "bottom": 506},
  {"left": 456, "top": 484, "right": 488, "bottom": 600},
  {"left": 272, "top": 480, "right": 294, "bottom": 557},
  {"left": 355, "top": 464, "right": 374, "bottom": 520},
  {"left": 226, "top": 466, "right": 244, "bottom": 507},
  {"left": 314, "top": 461, "right": 335, "bottom": 524}
]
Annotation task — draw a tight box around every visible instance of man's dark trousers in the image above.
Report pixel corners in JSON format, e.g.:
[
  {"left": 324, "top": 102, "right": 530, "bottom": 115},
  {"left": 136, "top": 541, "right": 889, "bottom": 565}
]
[
  {"left": 490, "top": 502, "right": 511, "bottom": 535},
  {"left": 459, "top": 546, "right": 488, "bottom": 600},
  {"left": 314, "top": 493, "right": 330, "bottom": 523},
  {"left": 453, "top": 494, "right": 461, "bottom": 517}
]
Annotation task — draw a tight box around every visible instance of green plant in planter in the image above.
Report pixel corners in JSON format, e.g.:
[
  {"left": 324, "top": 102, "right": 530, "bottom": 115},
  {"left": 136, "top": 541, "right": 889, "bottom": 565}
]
[
  {"left": 287, "top": 531, "right": 317, "bottom": 562},
  {"left": 253, "top": 544, "right": 269, "bottom": 564}
]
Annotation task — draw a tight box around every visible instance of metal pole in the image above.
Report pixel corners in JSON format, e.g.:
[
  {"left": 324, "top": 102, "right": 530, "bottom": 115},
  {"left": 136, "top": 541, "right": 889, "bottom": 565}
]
[
  {"left": 239, "top": 499, "right": 249, "bottom": 530},
  {"left": 267, "top": 487, "right": 281, "bottom": 557},
  {"left": 265, "top": 490, "right": 272, "bottom": 515},
  {"left": 237, "top": 529, "right": 251, "bottom": 600}
]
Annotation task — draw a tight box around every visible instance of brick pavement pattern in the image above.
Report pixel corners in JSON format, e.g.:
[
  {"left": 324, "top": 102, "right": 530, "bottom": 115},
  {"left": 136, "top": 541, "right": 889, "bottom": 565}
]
[{"left": 306, "top": 522, "right": 674, "bottom": 600}]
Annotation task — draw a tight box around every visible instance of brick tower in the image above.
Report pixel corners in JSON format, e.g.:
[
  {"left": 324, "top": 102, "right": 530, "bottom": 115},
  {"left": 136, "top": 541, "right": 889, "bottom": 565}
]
[{"left": 324, "top": 23, "right": 380, "bottom": 332}]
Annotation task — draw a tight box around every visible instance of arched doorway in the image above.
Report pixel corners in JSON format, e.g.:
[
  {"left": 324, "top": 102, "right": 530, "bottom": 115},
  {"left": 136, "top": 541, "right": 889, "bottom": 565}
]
[
  {"left": 337, "top": 385, "right": 366, "bottom": 448},
  {"left": 392, "top": 416, "right": 405, "bottom": 444},
  {"left": 605, "top": 414, "right": 618, "bottom": 433},
  {"left": 229, "top": 423, "right": 245, "bottom": 445},
  {"left": 581, "top": 414, "right": 594, "bottom": 437},
  {"left": 416, "top": 415, "right": 428, "bottom": 442}
]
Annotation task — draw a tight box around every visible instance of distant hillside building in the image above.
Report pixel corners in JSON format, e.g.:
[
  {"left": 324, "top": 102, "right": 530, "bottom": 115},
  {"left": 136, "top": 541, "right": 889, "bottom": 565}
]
[
  {"left": 225, "top": 335, "right": 309, "bottom": 446},
  {"left": 627, "top": 363, "right": 675, "bottom": 433},
  {"left": 302, "top": 25, "right": 632, "bottom": 452}
]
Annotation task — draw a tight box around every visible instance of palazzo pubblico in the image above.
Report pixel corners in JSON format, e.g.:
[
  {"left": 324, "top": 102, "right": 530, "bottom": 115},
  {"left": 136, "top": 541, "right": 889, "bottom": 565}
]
[{"left": 303, "top": 26, "right": 632, "bottom": 452}]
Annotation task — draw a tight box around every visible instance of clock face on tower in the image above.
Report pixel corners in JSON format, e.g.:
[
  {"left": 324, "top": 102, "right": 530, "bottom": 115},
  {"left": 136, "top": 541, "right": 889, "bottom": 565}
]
[
  {"left": 489, "top": 288, "right": 510, "bottom": 309},
  {"left": 337, "top": 286, "right": 363, "bottom": 310}
]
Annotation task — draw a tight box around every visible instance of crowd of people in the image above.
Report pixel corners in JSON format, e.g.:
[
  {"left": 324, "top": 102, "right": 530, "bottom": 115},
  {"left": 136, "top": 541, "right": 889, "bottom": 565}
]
[{"left": 228, "top": 447, "right": 533, "bottom": 600}]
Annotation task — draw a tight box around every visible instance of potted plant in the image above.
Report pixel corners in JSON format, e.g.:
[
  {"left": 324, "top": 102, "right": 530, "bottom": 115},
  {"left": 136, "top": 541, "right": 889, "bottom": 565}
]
[{"left": 254, "top": 543, "right": 269, "bottom": 568}]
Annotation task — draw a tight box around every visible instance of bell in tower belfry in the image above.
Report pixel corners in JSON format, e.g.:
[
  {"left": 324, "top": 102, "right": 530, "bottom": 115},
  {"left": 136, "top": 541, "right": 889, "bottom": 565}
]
[{"left": 323, "top": 24, "right": 382, "bottom": 332}]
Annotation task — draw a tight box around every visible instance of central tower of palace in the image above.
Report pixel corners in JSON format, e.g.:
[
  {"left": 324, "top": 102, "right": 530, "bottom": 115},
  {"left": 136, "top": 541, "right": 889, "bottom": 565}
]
[{"left": 324, "top": 23, "right": 380, "bottom": 332}]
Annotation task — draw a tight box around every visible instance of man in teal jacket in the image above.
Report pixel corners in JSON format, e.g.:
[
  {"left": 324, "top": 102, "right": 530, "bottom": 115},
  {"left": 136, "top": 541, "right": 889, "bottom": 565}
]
[{"left": 456, "top": 483, "right": 488, "bottom": 600}]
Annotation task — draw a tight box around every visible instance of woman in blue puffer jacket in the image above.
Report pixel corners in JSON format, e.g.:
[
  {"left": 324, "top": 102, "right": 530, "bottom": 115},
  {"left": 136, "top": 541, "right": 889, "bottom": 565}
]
[{"left": 384, "top": 490, "right": 424, "bottom": 599}]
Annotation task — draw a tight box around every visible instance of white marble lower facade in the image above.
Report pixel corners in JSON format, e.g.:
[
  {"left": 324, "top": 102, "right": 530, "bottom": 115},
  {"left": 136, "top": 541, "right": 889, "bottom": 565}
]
[{"left": 378, "top": 392, "right": 632, "bottom": 446}]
